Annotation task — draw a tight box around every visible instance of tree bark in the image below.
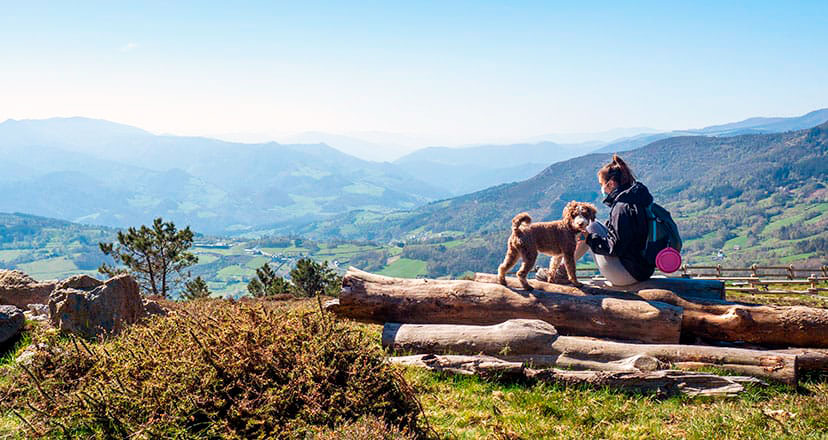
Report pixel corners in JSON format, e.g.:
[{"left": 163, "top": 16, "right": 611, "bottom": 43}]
[
  {"left": 332, "top": 268, "right": 683, "bottom": 344},
  {"left": 383, "top": 320, "right": 798, "bottom": 384},
  {"left": 475, "top": 272, "right": 724, "bottom": 300},
  {"left": 475, "top": 273, "right": 828, "bottom": 348},
  {"left": 389, "top": 354, "right": 764, "bottom": 397}
]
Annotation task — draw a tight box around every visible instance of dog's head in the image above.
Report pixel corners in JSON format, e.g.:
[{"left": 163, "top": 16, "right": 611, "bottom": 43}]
[{"left": 562, "top": 201, "right": 597, "bottom": 232}]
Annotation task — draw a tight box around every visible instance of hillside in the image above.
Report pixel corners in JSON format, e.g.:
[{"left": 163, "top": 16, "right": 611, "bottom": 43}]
[
  {"left": 0, "top": 118, "right": 448, "bottom": 234},
  {"left": 594, "top": 108, "right": 828, "bottom": 153},
  {"left": 303, "top": 122, "right": 828, "bottom": 276},
  {"left": 393, "top": 142, "right": 590, "bottom": 195}
]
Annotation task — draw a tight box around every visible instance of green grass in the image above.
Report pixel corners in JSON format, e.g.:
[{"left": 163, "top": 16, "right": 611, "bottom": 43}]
[
  {"left": 0, "top": 249, "right": 30, "bottom": 263},
  {"left": 215, "top": 265, "right": 252, "bottom": 281},
  {"left": 15, "top": 257, "right": 80, "bottom": 279},
  {"left": 195, "top": 253, "right": 220, "bottom": 265},
  {"left": 407, "top": 367, "right": 828, "bottom": 439},
  {"left": 378, "top": 258, "right": 428, "bottom": 278},
  {"left": 244, "top": 256, "right": 270, "bottom": 269}
]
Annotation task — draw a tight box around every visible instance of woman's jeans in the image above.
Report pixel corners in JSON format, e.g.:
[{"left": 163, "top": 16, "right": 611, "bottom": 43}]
[{"left": 574, "top": 221, "right": 639, "bottom": 286}]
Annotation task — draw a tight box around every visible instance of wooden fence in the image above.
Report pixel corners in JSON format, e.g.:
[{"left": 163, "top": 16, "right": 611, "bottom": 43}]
[
  {"left": 677, "top": 264, "right": 828, "bottom": 295},
  {"left": 566, "top": 264, "right": 828, "bottom": 295}
]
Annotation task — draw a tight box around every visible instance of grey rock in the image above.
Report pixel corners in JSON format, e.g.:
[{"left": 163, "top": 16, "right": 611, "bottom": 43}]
[
  {"left": 0, "top": 305, "right": 25, "bottom": 345},
  {"left": 48, "top": 274, "right": 145, "bottom": 338}
]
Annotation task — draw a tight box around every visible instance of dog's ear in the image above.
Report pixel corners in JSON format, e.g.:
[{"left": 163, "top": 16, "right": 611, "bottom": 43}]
[
  {"left": 586, "top": 203, "right": 597, "bottom": 219},
  {"left": 562, "top": 201, "right": 576, "bottom": 224}
]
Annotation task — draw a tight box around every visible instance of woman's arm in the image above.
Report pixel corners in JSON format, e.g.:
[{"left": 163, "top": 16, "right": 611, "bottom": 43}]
[{"left": 586, "top": 203, "right": 636, "bottom": 256}]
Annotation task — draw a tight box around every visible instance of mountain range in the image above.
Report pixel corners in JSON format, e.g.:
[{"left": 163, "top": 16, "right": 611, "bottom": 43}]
[
  {"left": 0, "top": 118, "right": 448, "bottom": 234},
  {"left": 1, "top": 108, "right": 826, "bottom": 238},
  {"left": 297, "top": 121, "right": 828, "bottom": 275}
]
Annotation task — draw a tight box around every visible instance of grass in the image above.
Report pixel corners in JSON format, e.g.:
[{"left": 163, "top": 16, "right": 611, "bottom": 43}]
[
  {"left": 378, "top": 258, "right": 428, "bottom": 278},
  {"left": 14, "top": 256, "right": 80, "bottom": 280},
  {"left": 405, "top": 368, "right": 828, "bottom": 439}
]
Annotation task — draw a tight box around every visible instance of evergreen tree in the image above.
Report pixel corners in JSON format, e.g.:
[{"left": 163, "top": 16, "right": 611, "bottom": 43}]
[
  {"left": 181, "top": 276, "right": 211, "bottom": 300},
  {"left": 247, "top": 263, "right": 293, "bottom": 298},
  {"left": 289, "top": 258, "right": 341, "bottom": 298},
  {"left": 99, "top": 218, "right": 198, "bottom": 298}
]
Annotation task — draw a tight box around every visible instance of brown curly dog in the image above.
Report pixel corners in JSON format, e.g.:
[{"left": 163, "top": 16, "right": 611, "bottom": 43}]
[{"left": 497, "top": 201, "right": 597, "bottom": 290}]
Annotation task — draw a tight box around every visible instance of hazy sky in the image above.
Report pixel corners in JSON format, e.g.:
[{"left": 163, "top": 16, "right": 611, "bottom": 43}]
[{"left": 2, "top": 1, "right": 827, "bottom": 146}]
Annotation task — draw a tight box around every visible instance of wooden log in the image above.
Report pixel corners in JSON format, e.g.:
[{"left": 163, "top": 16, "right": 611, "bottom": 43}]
[
  {"left": 534, "top": 269, "right": 726, "bottom": 300},
  {"left": 389, "top": 354, "right": 764, "bottom": 397},
  {"left": 634, "top": 289, "right": 828, "bottom": 348},
  {"left": 772, "top": 348, "right": 828, "bottom": 371},
  {"left": 383, "top": 320, "right": 798, "bottom": 384},
  {"left": 333, "top": 268, "right": 683, "bottom": 344},
  {"left": 475, "top": 272, "right": 723, "bottom": 300},
  {"left": 475, "top": 273, "right": 828, "bottom": 348}
]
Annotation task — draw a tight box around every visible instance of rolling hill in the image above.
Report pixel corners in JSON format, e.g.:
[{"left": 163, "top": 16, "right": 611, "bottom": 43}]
[{"left": 0, "top": 118, "right": 449, "bottom": 234}]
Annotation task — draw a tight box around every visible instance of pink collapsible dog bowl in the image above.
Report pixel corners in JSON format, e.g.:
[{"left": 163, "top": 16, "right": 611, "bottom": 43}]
[{"left": 656, "top": 247, "right": 681, "bottom": 273}]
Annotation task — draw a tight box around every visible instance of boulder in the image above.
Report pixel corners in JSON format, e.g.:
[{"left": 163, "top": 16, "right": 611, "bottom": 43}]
[
  {"left": 48, "top": 274, "right": 145, "bottom": 338},
  {"left": 142, "top": 298, "right": 168, "bottom": 317},
  {"left": 0, "top": 305, "right": 25, "bottom": 345},
  {"left": 0, "top": 270, "right": 56, "bottom": 308}
]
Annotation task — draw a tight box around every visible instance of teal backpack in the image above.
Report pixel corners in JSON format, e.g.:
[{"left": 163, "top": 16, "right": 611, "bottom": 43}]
[{"left": 641, "top": 203, "right": 682, "bottom": 266}]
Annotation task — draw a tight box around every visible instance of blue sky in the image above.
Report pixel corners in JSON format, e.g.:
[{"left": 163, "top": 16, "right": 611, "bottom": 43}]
[{"left": 1, "top": 1, "right": 827, "bottom": 146}]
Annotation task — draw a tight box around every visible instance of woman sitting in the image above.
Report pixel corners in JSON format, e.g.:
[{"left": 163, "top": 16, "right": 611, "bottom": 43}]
[{"left": 574, "top": 154, "right": 655, "bottom": 286}]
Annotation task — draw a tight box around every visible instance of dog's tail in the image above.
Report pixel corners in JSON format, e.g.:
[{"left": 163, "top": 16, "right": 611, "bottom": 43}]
[{"left": 511, "top": 212, "right": 531, "bottom": 231}]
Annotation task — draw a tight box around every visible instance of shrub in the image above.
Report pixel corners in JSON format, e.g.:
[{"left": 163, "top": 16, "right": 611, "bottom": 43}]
[{"left": 0, "top": 301, "right": 421, "bottom": 438}]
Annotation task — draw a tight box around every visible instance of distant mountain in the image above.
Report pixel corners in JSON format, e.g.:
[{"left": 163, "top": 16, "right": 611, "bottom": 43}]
[
  {"left": 393, "top": 141, "right": 593, "bottom": 195},
  {"left": 594, "top": 108, "right": 828, "bottom": 153},
  {"left": 301, "top": 121, "right": 828, "bottom": 275},
  {"left": 0, "top": 118, "right": 449, "bottom": 234}
]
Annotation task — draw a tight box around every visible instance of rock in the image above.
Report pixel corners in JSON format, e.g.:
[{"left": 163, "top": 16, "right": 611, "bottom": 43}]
[
  {"left": 0, "top": 305, "right": 25, "bottom": 345},
  {"left": 24, "top": 303, "right": 50, "bottom": 322},
  {"left": 48, "top": 274, "right": 145, "bottom": 338},
  {"left": 0, "top": 269, "right": 56, "bottom": 308},
  {"left": 142, "top": 298, "right": 168, "bottom": 317}
]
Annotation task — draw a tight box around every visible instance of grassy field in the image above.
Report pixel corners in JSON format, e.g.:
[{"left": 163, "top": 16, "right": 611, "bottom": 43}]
[{"left": 378, "top": 258, "right": 429, "bottom": 278}]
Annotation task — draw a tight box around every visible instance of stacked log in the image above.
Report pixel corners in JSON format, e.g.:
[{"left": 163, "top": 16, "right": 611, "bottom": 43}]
[
  {"left": 331, "top": 268, "right": 828, "bottom": 392},
  {"left": 330, "top": 268, "right": 683, "bottom": 344},
  {"left": 474, "top": 273, "right": 828, "bottom": 348},
  {"left": 390, "top": 354, "right": 765, "bottom": 397},
  {"left": 383, "top": 320, "right": 798, "bottom": 384}
]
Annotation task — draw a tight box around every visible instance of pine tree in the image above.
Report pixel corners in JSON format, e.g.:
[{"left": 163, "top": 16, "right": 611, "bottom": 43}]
[
  {"left": 99, "top": 218, "right": 198, "bottom": 298},
  {"left": 181, "top": 276, "right": 211, "bottom": 300},
  {"left": 247, "top": 263, "right": 293, "bottom": 298},
  {"left": 289, "top": 258, "right": 340, "bottom": 298}
]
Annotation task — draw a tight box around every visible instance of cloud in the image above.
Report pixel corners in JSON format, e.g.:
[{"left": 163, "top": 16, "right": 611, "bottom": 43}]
[{"left": 119, "top": 42, "right": 139, "bottom": 52}]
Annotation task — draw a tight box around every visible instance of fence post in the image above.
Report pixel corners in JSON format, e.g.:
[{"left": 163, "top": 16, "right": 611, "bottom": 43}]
[{"left": 787, "top": 264, "right": 795, "bottom": 280}]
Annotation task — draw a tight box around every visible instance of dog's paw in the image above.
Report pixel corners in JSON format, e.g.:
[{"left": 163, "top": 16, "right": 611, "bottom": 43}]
[
  {"left": 570, "top": 280, "right": 583, "bottom": 288},
  {"left": 497, "top": 277, "right": 507, "bottom": 286}
]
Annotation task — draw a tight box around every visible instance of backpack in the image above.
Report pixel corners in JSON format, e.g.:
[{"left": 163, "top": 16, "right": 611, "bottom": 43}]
[{"left": 641, "top": 203, "right": 682, "bottom": 266}]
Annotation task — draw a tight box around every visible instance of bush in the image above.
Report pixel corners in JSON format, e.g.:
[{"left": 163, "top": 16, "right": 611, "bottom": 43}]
[{"left": 0, "top": 301, "right": 421, "bottom": 438}]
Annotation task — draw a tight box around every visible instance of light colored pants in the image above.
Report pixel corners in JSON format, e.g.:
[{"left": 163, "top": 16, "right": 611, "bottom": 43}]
[{"left": 574, "top": 221, "right": 638, "bottom": 286}]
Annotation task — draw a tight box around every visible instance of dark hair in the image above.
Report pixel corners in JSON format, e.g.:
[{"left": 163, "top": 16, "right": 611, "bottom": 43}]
[{"left": 597, "top": 154, "right": 636, "bottom": 187}]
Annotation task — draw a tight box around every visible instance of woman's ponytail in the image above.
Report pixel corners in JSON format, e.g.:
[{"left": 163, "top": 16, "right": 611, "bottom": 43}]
[{"left": 598, "top": 154, "right": 636, "bottom": 186}]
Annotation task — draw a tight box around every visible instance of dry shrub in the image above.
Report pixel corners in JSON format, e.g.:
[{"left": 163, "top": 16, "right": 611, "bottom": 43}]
[{"left": 1, "top": 300, "right": 421, "bottom": 439}]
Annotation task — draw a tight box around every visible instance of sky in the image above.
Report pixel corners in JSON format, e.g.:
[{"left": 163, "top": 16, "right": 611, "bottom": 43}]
[{"left": 1, "top": 0, "right": 827, "bottom": 150}]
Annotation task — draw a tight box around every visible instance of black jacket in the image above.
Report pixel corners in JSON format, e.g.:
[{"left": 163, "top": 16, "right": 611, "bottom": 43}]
[{"left": 585, "top": 181, "right": 655, "bottom": 282}]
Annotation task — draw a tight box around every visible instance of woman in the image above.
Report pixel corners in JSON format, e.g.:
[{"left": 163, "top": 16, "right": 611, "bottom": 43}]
[{"left": 573, "top": 154, "right": 655, "bottom": 286}]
